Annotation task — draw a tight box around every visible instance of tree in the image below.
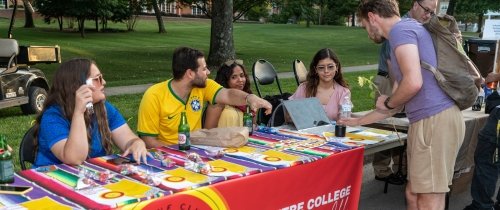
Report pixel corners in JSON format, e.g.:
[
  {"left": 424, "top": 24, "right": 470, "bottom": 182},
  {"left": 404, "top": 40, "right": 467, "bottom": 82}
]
[
  {"left": 446, "top": 0, "right": 457, "bottom": 15},
  {"left": 146, "top": 0, "right": 167, "bottom": 33},
  {"left": 179, "top": 0, "right": 268, "bottom": 21},
  {"left": 34, "top": 0, "right": 68, "bottom": 31},
  {"left": 207, "top": 0, "right": 235, "bottom": 70},
  {"left": 23, "top": 0, "right": 35, "bottom": 28},
  {"left": 326, "top": 0, "right": 358, "bottom": 25},
  {"left": 455, "top": 0, "right": 500, "bottom": 33}
]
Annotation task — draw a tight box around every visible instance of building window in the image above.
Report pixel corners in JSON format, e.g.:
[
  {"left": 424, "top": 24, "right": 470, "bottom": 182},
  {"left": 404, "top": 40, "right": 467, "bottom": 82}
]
[
  {"left": 166, "top": 2, "right": 176, "bottom": 14},
  {"left": 0, "top": 0, "right": 6, "bottom": 9},
  {"left": 191, "top": 5, "right": 203, "bottom": 16}
]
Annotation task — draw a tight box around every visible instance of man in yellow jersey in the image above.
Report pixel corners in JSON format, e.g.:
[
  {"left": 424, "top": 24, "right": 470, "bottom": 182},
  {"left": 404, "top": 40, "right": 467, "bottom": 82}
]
[{"left": 137, "top": 47, "right": 272, "bottom": 148}]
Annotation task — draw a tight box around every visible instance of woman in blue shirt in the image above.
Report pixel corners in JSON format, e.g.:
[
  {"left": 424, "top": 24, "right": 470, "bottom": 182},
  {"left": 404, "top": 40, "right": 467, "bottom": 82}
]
[{"left": 33, "top": 58, "right": 148, "bottom": 167}]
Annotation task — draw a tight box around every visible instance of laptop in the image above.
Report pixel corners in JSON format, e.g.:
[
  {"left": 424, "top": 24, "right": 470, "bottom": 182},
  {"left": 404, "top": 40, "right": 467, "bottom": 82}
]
[{"left": 281, "top": 98, "right": 335, "bottom": 135}]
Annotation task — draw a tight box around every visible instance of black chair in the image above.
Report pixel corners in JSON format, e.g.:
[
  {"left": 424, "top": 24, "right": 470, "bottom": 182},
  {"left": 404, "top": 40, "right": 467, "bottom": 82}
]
[
  {"left": 252, "top": 59, "right": 283, "bottom": 98},
  {"left": 19, "top": 126, "right": 36, "bottom": 170},
  {"left": 252, "top": 59, "right": 287, "bottom": 125},
  {"left": 293, "top": 59, "right": 308, "bottom": 86}
]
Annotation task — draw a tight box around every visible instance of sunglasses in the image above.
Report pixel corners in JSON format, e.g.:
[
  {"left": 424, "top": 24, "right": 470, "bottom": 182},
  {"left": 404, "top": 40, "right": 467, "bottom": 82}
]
[
  {"left": 416, "top": 1, "right": 435, "bottom": 16},
  {"left": 88, "top": 74, "right": 104, "bottom": 86},
  {"left": 224, "top": 59, "right": 243, "bottom": 67},
  {"left": 315, "top": 64, "right": 337, "bottom": 73}
]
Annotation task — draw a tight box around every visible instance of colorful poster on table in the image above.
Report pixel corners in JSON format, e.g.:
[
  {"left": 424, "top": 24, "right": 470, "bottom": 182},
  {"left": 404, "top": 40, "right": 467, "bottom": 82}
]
[{"left": 124, "top": 147, "right": 364, "bottom": 210}]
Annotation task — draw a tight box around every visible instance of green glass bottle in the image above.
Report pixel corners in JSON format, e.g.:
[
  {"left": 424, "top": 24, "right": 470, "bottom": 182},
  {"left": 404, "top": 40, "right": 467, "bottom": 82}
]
[
  {"left": 0, "top": 135, "right": 14, "bottom": 184},
  {"left": 243, "top": 105, "right": 253, "bottom": 135},
  {"left": 178, "top": 111, "right": 191, "bottom": 150}
]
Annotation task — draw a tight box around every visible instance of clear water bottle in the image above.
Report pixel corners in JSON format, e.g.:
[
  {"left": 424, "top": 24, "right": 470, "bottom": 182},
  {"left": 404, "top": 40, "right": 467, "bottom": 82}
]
[
  {"left": 336, "top": 96, "right": 352, "bottom": 137},
  {"left": 473, "top": 88, "right": 485, "bottom": 111},
  {"left": 339, "top": 96, "right": 353, "bottom": 120}
]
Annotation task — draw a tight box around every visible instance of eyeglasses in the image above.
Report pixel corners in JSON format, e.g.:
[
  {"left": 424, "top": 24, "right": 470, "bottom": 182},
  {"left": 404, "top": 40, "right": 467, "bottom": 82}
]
[
  {"left": 88, "top": 74, "right": 104, "bottom": 86},
  {"left": 315, "top": 64, "right": 337, "bottom": 73},
  {"left": 224, "top": 59, "right": 243, "bottom": 67},
  {"left": 416, "top": 1, "right": 435, "bottom": 16}
]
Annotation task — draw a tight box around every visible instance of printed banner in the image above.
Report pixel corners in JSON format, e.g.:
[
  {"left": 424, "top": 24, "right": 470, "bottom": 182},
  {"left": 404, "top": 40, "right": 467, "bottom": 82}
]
[{"left": 131, "top": 147, "right": 364, "bottom": 210}]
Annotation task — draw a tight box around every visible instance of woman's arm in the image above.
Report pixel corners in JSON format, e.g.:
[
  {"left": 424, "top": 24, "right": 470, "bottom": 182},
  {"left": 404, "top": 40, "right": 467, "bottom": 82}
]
[
  {"left": 50, "top": 85, "right": 93, "bottom": 165},
  {"left": 204, "top": 103, "right": 225, "bottom": 129},
  {"left": 112, "top": 124, "right": 149, "bottom": 164}
]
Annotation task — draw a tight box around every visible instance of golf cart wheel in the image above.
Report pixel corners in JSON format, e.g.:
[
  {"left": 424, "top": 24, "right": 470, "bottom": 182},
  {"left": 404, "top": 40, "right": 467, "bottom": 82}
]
[{"left": 21, "top": 86, "right": 48, "bottom": 114}]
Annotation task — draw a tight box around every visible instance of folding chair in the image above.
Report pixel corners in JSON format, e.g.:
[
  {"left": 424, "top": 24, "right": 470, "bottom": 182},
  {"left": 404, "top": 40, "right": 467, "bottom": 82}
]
[
  {"left": 19, "top": 126, "right": 36, "bottom": 170},
  {"left": 293, "top": 59, "right": 308, "bottom": 86},
  {"left": 252, "top": 59, "right": 283, "bottom": 98},
  {"left": 252, "top": 59, "right": 286, "bottom": 125}
]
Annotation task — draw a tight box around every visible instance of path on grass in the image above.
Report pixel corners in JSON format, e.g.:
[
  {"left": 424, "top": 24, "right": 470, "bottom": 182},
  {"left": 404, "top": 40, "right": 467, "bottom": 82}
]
[{"left": 105, "top": 64, "right": 378, "bottom": 96}]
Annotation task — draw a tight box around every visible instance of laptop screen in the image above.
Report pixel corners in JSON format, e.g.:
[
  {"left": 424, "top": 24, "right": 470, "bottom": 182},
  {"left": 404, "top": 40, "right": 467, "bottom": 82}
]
[{"left": 282, "top": 98, "right": 331, "bottom": 130}]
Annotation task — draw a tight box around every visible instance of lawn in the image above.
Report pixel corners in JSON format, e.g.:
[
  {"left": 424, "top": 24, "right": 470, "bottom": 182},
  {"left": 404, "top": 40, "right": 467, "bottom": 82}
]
[{"left": 0, "top": 16, "right": 379, "bottom": 87}]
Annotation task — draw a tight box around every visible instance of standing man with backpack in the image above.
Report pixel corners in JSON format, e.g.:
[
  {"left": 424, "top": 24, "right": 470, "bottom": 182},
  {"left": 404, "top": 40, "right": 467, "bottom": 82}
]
[
  {"left": 371, "top": 0, "right": 438, "bottom": 185},
  {"left": 340, "top": 0, "right": 465, "bottom": 209}
]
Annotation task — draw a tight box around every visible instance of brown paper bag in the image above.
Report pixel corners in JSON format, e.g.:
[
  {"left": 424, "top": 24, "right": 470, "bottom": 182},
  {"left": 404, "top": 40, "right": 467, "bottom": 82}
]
[{"left": 190, "top": 127, "right": 249, "bottom": 148}]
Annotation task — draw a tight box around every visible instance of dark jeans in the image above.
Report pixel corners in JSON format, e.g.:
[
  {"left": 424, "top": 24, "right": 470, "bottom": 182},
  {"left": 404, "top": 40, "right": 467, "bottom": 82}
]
[{"left": 470, "top": 107, "right": 500, "bottom": 210}]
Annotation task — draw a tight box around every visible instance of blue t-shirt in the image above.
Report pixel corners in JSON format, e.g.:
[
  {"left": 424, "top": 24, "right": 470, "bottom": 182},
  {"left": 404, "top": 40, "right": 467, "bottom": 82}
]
[
  {"left": 389, "top": 19, "right": 454, "bottom": 123},
  {"left": 34, "top": 101, "right": 126, "bottom": 167}
]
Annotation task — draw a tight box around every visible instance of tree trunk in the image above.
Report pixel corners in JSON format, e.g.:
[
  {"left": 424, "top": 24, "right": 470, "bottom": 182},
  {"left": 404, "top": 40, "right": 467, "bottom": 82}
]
[
  {"left": 477, "top": 13, "right": 483, "bottom": 33},
  {"left": 57, "top": 16, "right": 63, "bottom": 31},
  {"left": 95, "top": 17, "right": 99, "bottom": 31},
  {"left": 23, "top": 0, "right": 35, "bottom": 28},
  {"left": 446, "top": 0, "right": 456, "bottom": 15},
  {"left": 78, "top": 18, "right": 86, "bottom": 38},
  {"left": 208, "top": 0, "right": 235, "bottom": 70},
  {"left": 152, "top": 0, "right": 166, "bottom": 33},
  {"left": 351, "top": 12, "right": 355, "bottom": 27}
]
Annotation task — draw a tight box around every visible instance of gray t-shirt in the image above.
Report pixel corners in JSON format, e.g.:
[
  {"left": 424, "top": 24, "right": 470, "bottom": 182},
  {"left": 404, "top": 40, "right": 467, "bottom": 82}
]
[{"left": 389, "top": 18, "right": 454, "bottom": 123}]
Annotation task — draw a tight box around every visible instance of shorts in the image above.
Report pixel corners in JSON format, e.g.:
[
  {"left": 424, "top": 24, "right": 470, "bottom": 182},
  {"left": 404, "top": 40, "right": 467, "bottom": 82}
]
[{"left": 407, "top": 105, "right": 465, "bottom": 193}]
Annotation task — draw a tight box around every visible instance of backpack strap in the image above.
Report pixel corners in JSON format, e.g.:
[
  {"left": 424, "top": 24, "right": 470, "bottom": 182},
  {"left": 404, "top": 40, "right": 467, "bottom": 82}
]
[{"left": 420, "top": 60, "right": 446, "bottom": 83}]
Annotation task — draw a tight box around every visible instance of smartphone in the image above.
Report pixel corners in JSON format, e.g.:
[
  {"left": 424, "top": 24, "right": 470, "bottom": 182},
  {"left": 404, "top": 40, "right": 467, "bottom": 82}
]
[
  {"left": 0, "top": 185, "right": 33, "bottom": 195},
  {"left": 85, "top": 79, "right": 94, "bottom": 114},
  {"left": 107, "top": 157, "right": 137, "bottom": 165}
]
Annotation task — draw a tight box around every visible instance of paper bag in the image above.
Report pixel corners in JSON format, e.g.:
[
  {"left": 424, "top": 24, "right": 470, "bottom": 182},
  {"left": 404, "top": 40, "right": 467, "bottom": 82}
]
[{"left": 191, "top": 127, "right": 249, "bottom": 148}]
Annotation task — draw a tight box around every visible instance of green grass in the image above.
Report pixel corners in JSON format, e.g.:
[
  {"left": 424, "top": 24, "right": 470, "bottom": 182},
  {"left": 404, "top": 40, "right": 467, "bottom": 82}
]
[{"left": 0, "top": 17, "right": 379, "bottom": 87}]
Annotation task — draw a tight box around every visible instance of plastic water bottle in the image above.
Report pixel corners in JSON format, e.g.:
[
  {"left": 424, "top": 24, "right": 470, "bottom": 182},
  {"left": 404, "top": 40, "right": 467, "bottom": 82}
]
[
  {"left": 336, "top": 96, "right": 352, "bottom": 137},
  {"left": 339, "top": 96, "right": 353, "bottom": 119},
  {"left": 473, "top": 88, "right": 485, "bottom": 111}
]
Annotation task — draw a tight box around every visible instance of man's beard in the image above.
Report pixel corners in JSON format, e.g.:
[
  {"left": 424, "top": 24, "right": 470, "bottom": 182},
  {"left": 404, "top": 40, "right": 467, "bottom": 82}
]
[{"left": 192, "top": 76, "right": 207, "bottom": 88}]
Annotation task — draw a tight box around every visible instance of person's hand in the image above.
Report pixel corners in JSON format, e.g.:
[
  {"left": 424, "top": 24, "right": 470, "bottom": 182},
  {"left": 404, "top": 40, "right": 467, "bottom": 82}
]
[
  {"left": 121, "top": 138, "right": 150, "bottom": 164},
  {"left": 485, "top": 72, "right": 500, "bottom": 83},
  {"left": 337, "top": 117, "right": 361, "bottom": 127},
  {"left": 75, "top": 85, "right": 94, "bottom": 114},
  {"left": 247, "top": 94, "right": 272, "bottom": 115},
  {"left": 375, "top": 95, "right": 390, "bottom": 111}
]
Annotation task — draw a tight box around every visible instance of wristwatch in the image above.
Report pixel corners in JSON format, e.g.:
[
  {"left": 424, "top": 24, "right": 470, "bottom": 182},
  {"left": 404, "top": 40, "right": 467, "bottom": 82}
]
[{"left": 384, "top": 97, "right": 395, "bottom": 110}]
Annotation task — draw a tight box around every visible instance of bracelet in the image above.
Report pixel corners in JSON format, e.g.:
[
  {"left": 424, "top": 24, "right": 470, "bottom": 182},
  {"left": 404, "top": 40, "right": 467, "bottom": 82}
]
[
  {"left": 384, "top": 97, "right": 395, "bottom": 110},
  {"left": 245, "top": 94, "right": 254, "bottom": 104}
]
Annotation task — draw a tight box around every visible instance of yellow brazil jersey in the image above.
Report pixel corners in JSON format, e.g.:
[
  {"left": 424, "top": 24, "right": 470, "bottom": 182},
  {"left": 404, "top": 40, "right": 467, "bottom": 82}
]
[{"left": 137, "top": 79, "right": 222, "bottom": 145}]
